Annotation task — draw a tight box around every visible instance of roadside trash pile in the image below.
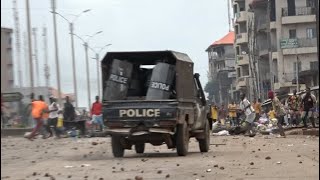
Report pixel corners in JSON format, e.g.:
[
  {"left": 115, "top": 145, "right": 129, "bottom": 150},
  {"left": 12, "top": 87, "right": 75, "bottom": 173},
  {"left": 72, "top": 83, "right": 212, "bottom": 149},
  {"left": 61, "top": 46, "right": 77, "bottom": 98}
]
[{"left": 212, "top": 117, "right": 281, "bottom": 136}]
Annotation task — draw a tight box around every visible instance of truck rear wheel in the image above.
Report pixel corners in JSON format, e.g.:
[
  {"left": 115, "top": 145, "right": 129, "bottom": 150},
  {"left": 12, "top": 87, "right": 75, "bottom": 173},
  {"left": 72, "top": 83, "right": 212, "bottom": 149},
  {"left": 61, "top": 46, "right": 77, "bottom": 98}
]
[
  {"left": 111, "top": 135, "right": 124, "bottom": 157},
  {"left": 176, "top": 121, "right": 189, "bottom": 156},
  {"left": 198, "top": 120, "right": 210, "bottom": 152},
  {"left": 135, "top": 143, "right": 145, "bottom": 154}
]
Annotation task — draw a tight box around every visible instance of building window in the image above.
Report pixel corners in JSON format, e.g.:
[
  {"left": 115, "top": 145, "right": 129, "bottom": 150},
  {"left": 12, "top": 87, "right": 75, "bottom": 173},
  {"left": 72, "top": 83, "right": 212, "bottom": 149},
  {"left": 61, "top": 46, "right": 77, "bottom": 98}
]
[
  {"left": 289, "top": 29, "right": 296, "bottom": 38},
  {"left": 306, "top": 28, "right": 316, "bottom": 39},
  {"left": 306, "top": 0, "right": 316, "bottom": 7}
]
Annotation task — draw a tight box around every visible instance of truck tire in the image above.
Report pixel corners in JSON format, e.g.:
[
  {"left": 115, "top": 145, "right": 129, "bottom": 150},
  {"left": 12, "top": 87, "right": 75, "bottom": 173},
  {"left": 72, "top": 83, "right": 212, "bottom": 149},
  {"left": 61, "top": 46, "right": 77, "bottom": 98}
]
[
  {"left": 111, "top": 135, "right": 124, "bottom": 157},
  {"left": 198, "top": 120, "right": 210, "bottom": 152},
  {"left": 176, "top": 121, "right": 189, "bottom": 156},
  {"left": 135, "top": 143, "right": 145, "bottom": 154}
]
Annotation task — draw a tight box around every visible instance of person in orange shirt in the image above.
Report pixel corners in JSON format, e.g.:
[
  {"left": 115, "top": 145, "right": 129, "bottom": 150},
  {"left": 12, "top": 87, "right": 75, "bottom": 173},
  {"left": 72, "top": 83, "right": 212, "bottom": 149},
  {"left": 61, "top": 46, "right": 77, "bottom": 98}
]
[{"left": 27, "top": 95, "right": 47, "bottom": 141}]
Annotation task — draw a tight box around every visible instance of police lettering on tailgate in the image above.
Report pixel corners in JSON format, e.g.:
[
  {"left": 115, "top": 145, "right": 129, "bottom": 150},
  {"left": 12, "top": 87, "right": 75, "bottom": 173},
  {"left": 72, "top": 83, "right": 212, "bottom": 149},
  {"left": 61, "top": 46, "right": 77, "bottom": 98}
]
[{"left": 119, "top": 109, "right": 160, "bottom": 117}]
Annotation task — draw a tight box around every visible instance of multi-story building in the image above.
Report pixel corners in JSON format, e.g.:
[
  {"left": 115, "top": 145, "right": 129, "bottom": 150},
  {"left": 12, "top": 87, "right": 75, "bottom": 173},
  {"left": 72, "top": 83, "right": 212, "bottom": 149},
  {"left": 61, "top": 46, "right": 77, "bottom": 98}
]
[
  {"left": 233, "top": 0, "right": 318, "bottom": 100},
  {"left": 232, "top": 0, "right": 256, "bottom": 101},
  {"left": 206, "top": 31, "right": 237, "bottom": 105},
  {"left": 271, "top": 0, "right": 318, "bottom": 94},
  {"left": 1, "top": 27, "right": 14, "bottom": 93}
]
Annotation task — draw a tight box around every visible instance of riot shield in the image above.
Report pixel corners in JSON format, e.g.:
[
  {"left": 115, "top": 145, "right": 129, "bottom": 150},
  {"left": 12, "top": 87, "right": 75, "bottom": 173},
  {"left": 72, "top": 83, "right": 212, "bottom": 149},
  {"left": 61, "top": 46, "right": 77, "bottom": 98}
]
[
  {"left": 146, "top": 63, "right": 175, "bottom": 100},
  {"left": 104, "top": 59, "right": 133, "bottom": 100}
]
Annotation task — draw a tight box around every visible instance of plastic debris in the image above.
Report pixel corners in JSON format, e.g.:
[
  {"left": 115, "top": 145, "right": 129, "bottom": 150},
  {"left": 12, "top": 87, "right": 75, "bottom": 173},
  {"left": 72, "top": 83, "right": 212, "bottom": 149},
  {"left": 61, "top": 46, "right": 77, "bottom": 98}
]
[
  {"left": 206, "top": 169, "right": 212, "bottom": 172},
  {"left": 212, "top": 130, "right": 229, "bottom": 136},
  {"left": 64, "top": 165, "right": 74, "bottom": 168}
]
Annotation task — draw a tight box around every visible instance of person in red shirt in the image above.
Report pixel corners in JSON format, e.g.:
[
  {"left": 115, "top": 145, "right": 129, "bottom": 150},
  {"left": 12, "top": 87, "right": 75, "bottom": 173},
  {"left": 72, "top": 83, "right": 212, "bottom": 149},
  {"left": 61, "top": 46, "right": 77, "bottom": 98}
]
[{"left": 91, "top": 96, "right": 104, "bottom": 131}]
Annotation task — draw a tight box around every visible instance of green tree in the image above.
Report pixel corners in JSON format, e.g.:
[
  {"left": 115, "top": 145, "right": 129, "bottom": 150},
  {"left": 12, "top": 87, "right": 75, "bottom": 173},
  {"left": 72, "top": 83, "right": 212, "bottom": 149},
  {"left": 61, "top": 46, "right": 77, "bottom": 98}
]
[{"left": 204, "top": 80, "right": 220, "bottom": 103}]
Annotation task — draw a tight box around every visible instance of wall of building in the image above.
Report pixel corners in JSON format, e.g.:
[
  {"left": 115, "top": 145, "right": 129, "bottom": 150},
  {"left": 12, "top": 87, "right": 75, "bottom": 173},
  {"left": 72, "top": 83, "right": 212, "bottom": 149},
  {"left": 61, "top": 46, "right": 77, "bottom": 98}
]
[{"left": 1, "top": 28, "right": 14, "bottom": 93}]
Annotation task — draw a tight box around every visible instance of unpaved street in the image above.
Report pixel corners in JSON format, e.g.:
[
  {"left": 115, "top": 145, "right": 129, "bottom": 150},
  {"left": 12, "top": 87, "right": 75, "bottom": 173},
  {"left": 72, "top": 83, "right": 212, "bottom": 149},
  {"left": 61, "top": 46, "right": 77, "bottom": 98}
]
[{"left": 1, "top": 135, "right": 319, "bottom": 180}]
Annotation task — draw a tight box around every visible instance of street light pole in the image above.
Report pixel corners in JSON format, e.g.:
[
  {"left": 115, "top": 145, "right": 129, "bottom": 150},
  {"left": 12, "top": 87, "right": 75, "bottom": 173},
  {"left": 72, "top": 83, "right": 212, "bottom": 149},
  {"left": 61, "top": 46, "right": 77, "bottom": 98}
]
[
  {"left": 69, "top": 22, "right": 78, "bottom": 107},
  {"left": 84, "top": 42, "right": 91, "bottom": 109},
  {"left": 25, "top": 0, "right": 34, "bottom": 93},
  {"left": 90, "top": 44, "right": 112, "bottom": 98},
  {"left": 73, "top": 31, "right": 103, "bottom": 109},
  {"left": 95, "top": 53, "right": 101, "bottom": 98},
  {"left": 51, "top": 0, "right": 62, "bottom": 106},
  {"left": 52, "top": 9, "right": 90, "bottom": 107}
]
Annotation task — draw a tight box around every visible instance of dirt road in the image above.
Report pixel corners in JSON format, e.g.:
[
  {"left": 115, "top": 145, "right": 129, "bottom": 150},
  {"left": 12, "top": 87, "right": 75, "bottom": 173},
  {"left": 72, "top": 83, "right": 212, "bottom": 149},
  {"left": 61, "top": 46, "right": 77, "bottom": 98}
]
[{"left": 1, "top": 134, "right": 319, "bottom": 180}]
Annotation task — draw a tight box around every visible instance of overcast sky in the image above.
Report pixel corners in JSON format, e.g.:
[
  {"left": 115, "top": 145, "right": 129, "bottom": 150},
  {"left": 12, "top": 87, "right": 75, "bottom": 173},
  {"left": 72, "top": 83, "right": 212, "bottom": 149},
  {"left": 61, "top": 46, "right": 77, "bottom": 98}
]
[{"left": 1, "top": 0, "right": 231, "bottom": 108}]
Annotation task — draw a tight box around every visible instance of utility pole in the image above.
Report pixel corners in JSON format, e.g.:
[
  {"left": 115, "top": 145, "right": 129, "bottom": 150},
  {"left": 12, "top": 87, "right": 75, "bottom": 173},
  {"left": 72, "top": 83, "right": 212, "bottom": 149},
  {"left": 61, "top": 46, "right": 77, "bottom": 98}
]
[
  {"left": 316, "top": 0, "right": 319, "bottom": 61},
  {"left": 227, "top": 0, "right": 232, "bottom": 32},
  {"left": 267, "top": 0, "right": 274, "bottom": 91},
  {"left": 296, "top": 53, "right": 300, "bottom": 92},
  {"left": 23, "top": 32, "right": 29, "bottom": 86},
  {"left": 32, "top": 28, "right": 40, "bottom": 87},
  {"left": 51, "top": 0, "right": 62, "bottom": 106},
  {"left": 42, "top": 26, "right": 50, "bottom": 98},
  {"left": 25, "top": 0, "right": 34, "bottom": 93},
  {"left": 70, "top": 23, "right": 78, "bottom": 107},
  {"left": 84, "top": 42, "right": 91, "bottom": 109},
  {"left": 13, "top": 0, "right": 22, "bottom": 87},
  {"left": 95, "top": 53, "right": 101, "bottom": 98}
]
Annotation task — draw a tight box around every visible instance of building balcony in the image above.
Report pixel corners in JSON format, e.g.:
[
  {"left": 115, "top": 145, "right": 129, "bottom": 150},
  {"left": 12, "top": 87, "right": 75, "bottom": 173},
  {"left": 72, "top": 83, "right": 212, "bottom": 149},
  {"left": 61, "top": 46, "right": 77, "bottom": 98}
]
[
  {"left": 282, "top": 7, "right": 316, "bottom": 24},
  {"left": 272, "top": 52, "right": 278, "bottom": 59},
  {"left": 280, "top": 38, "right": 317, "bottom": 55},
  {"left": 270, "top": 21, "right": 276, "bottom": 29},
  {"left": 258, "top": 46, "right": 269, "bottom": 57},
  {"left": 236, "top": 54, "right": 249, "bottom": 66},
  {"left": 235, "top": 33, "right": 248, "bottom": 44},
  {"left": 256, "top": 16, "right": 268, "bottom": 31},
  {"left": 235, "top": 11, "right": 249, "bottom": 23},
  {"left": 236, "top": 77, "right": 247, "bottom": 90}
]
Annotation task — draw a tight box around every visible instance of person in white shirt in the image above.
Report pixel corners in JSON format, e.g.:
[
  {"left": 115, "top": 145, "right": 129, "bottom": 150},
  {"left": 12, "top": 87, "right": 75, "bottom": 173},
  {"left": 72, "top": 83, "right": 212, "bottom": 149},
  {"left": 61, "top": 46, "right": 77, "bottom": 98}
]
[
  {"left": 46, "top": 96, "right": 61, "bottom": 138},
  {"left": 239, "top": 93, "right": 256, "bottom": 136}
]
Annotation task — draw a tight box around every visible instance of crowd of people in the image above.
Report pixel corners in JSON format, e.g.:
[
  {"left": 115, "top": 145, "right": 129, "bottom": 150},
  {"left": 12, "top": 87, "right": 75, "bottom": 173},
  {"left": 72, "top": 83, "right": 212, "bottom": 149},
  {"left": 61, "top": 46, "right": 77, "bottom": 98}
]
[
  {"left": 209, "top": 87, "right": 318, "bottom": 138},
  {"left": 24, "top": 94, "right": 105, "bottom": 141}
]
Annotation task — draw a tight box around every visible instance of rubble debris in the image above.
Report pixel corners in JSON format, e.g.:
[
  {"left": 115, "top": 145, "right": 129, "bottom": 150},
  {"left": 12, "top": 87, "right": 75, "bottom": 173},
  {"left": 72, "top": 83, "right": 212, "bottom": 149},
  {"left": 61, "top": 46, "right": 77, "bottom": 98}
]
[
  {"left": 92, "top": 142, "right": 98, "bottom": 146},
  {"left": 135, "top": 176, "right": 143, "bottom": 180},
  {"left": 265, "top": 156, "right": 271, "bottom": 160}
]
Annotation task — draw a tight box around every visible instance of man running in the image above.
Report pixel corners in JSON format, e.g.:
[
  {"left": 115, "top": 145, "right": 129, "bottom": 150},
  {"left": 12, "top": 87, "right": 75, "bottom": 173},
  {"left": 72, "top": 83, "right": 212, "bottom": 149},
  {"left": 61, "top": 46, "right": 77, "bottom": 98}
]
[
  {"left": 239, "top": 93, "right": 255, "bottom": 136},
  {"left": 47, "top": 96, "right": 61, "bottom": 138},
  {"left": 300, "top": 87, "right": 317, "bottom": 128},
  {"left": 26, "top": 95, "right": 47, "bottom": 140}
]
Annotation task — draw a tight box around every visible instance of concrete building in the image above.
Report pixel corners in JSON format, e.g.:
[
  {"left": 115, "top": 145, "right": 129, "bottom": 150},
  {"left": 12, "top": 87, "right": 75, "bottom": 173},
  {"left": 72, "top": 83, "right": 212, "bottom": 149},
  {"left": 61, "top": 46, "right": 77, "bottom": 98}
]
[
  {"left": 270, "top": 0, "right": 318, "bottom": 94},
  {"left": 1, "top": 27, "right": 14, "bottom": 93},
  {"left": 206, "top": 31, "right": 237, "bottom": 105},
  {"left": 232, "top": 0, "right": 256, "bottom": 101},
  {"left": 232, "top": 0, "right": 318, "bottom": 100}
]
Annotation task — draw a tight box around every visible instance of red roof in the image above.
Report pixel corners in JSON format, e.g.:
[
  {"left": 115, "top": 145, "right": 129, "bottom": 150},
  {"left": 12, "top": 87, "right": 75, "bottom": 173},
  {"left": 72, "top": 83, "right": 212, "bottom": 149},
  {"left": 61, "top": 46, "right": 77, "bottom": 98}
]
[{"left": 211, "top": 31, "right": 235, "bottom": 46}]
